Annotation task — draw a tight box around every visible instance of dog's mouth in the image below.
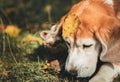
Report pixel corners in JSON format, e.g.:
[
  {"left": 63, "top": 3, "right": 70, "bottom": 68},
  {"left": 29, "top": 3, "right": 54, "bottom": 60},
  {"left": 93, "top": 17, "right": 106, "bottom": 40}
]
[
  {"left": 68, "top": 66, "right": 96, "bottom": 78},
  {"left": 64, "top": 53, "right": 99, "bottom": 78},
  {"left": 65, "top": 54, "right": 103, "bottom": 78}
]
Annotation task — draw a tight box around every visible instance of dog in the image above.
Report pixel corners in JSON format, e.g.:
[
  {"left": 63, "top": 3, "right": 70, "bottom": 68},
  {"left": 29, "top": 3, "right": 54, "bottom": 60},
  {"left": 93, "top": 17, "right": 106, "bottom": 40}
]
[{"left": 40, "top": 0, "right": 120, "bottom": 82}]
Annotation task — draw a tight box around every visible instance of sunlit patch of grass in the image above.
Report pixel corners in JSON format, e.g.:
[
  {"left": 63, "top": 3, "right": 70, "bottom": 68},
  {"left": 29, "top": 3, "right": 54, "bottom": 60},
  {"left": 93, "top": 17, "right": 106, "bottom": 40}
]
[{"left": 0, "top": 62, "right": 64, "bottom": 82}]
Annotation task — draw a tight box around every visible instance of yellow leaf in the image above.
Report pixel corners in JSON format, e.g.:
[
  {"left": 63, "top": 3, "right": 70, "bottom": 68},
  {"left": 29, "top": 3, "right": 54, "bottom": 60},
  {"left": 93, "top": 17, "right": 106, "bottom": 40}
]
[
  {"left": 62, "top": 14, "right": 80, "bottom": 38},
  {"left": 21, "top": 35, "right": 43, "bottom": 45},
  {"left": 5, "top": 25, "right": 21, "bottom": 37}
]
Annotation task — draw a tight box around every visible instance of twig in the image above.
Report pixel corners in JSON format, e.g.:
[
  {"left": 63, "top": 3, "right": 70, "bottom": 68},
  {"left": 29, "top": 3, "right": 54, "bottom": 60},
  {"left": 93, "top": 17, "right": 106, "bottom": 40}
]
[
  {"left": 6, "top": 36, "right": 18, "bottom": 64},
  {"left": 0, "top": 18, "right": 5, "bottom": 56},
  {"left": 0, "top": 12, "right": 18, "bottom": 64},
  {"left": 0, "top": 9, "right": 12, "bottom": 24}
]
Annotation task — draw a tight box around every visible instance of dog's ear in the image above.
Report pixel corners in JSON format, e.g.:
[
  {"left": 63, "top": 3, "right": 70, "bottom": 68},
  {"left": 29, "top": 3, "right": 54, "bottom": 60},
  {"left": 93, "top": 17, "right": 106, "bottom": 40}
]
[
  {"left": 40, "top": 25, "right": 61, "bottom": 47},
  {"left": 95, "top": 0, "right": 120, "bottom": 62},
  {"left": 96, "top": 29, "right": 120, "bottom": 62},
  {"left": 95, "top": 22, "right": 120, "bottom": 62},
  {"left": 40, "top": 31, "right": 49, "bottom": 40},
  {"left": 40, "top": 16, "right": 66, "bottom": 47},
  {"left": 40, "top": 25, "right": 57, "bottom": 40}
]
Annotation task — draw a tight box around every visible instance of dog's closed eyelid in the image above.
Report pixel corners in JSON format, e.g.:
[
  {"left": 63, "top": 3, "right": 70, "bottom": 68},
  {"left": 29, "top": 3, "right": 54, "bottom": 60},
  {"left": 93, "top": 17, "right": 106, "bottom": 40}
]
[{"left": 83, "top": 44, "right": 93, "bottom": 48}]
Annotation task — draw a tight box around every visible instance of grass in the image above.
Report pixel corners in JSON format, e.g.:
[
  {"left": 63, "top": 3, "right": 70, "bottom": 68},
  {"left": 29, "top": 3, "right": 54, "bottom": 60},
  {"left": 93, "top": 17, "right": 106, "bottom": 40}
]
[
  {"left": 1, "top": 63, "right": 62, "bottom": 82},
  {"left": 0, "top": 30, "right": 74, "bottom": 82}
]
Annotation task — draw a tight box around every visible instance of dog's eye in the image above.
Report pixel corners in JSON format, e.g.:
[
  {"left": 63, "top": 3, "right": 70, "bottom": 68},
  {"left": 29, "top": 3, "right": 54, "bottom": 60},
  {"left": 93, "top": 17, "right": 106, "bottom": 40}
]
[{"left": 83, "top": 44, "right": 93, "bottom": 49}]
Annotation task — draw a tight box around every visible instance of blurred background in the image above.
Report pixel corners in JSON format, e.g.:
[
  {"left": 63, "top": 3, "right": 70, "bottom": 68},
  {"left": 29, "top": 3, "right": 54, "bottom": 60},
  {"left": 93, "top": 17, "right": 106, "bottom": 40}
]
[{"left": 0, "top": 0, "right": 79, "bottom": 32}]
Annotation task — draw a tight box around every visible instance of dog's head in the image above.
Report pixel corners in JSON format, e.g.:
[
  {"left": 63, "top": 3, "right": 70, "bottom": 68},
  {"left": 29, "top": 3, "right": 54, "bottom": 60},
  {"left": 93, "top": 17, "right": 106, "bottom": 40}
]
[{"left": 40, "top": 0, "right": 120, "bottom": 77}]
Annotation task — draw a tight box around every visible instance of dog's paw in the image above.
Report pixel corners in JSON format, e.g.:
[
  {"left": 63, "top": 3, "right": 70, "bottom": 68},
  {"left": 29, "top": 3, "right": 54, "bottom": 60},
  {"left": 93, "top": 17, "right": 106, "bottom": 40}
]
[{"left": 89, "top": 77, "right": 106, "bottom": 82}]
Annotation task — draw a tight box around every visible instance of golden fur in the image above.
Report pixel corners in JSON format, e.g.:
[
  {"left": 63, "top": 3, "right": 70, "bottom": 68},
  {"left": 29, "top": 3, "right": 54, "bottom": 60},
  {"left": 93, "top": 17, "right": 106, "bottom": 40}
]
[
  {"left": 40, "top": 0, "right": 120, "bottom": 81},
  {"left": 58, "top": 0, "right": 120, "bottom": 63}
]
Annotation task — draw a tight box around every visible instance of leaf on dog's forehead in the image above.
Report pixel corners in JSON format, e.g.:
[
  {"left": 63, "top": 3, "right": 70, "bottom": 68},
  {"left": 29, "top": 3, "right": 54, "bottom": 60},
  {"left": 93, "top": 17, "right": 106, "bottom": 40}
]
[{"left": 62, "top": 14, "right": 80, "bottom": 38}]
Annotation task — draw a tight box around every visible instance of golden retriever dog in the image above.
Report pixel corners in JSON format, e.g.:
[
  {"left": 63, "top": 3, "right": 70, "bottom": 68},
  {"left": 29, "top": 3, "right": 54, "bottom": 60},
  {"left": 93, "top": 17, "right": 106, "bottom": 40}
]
[{"left": 40, "top": 0, "right": 120, "bottom": 82}]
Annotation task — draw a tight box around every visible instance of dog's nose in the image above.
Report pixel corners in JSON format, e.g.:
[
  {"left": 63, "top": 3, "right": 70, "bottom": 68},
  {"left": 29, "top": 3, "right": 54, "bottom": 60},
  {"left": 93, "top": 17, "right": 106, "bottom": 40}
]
[{"left": 69, "top": 69, "right": 77, "bottom": 76}]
